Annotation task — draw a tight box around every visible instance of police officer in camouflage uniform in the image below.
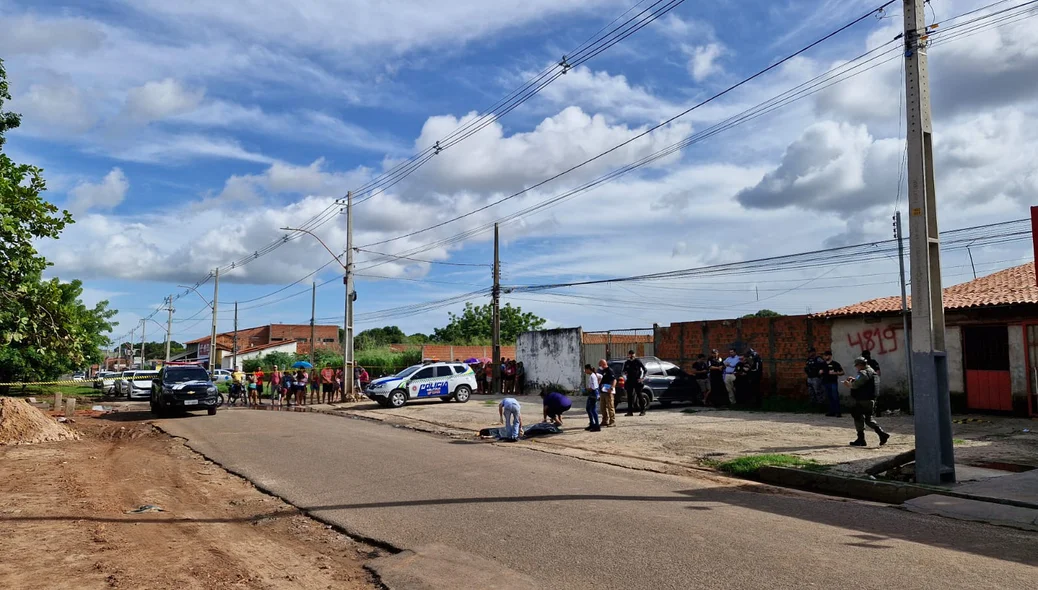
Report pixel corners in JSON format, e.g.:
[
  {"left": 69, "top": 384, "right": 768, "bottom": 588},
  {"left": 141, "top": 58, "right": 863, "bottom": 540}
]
[{"left": 843, "top": 357, "right": 890, "bottom": 447}]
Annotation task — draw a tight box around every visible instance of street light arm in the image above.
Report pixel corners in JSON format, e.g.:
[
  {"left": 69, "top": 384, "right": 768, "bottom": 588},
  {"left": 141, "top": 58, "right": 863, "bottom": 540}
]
[
  {"left": 177, "top": 285, "right": 214, "bottom": 309},
  {"left": 281, "top": 227, "right": 347, "bottom": 271}
]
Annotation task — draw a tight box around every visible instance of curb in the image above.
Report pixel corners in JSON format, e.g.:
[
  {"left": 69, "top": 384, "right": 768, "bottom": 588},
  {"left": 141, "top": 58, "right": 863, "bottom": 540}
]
[{"left": 756, "top": 466, "right": 1038, "bottom": 510}]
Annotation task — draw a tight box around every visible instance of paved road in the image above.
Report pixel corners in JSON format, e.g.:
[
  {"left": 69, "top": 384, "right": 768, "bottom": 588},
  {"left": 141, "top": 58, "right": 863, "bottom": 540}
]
[{"left": 158, "top": 410, "right": 1038, "bottom": 590}]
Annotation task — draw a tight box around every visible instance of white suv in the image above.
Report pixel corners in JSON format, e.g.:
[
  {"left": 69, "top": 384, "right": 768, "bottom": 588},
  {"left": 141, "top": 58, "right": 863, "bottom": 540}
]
[{"left": 364, "top": 362, "right": 476, "bottom": 408}]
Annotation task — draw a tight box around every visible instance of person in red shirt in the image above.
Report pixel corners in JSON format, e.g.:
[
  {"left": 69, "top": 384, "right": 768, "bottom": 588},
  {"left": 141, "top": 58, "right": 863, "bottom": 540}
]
[
  {"left": 358, "top": 366, "right": 370, "bottom": 391},
  {"left": 320, "top": 365, "right": 335, "bottom": 404},
  {"left": 254, "top": 368, "right": 265, "bottom": 404}
]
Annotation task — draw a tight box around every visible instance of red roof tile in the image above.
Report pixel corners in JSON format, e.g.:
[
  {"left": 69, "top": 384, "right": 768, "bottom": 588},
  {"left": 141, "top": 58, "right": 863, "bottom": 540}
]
[{"left": 820, "top": 262, "right": 1038, "bottom": 317}]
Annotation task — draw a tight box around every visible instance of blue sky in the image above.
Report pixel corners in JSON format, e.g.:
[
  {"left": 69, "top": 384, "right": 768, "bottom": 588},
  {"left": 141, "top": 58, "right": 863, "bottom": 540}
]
[{"left": 2, "top": 0, "right": 1036, "bottom": 346}]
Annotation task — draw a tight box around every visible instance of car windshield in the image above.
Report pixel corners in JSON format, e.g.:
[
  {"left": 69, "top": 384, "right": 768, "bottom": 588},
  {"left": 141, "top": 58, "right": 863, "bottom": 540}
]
[
  {"left": 164, "top": 368, "right": 210, "bottom": 383},
  {"left": 394, "top": 365, "right": 423, "bottom": 378}
]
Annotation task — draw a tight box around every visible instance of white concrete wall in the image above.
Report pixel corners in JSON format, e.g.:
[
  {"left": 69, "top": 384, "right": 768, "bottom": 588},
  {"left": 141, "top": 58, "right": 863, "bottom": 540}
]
[
  {"left": 1008, "top": 324, "right": 1028, "bottom": 396},
  {"left": 830, "top": 318, "right": 911, "bottom": 395},
  {"left": 517, "top": 328, "right": 583, "bottom": 394},
  {"left": 946, "top": 326, "right": 964, "bottom": 394},
  {"left": 221, "top": 342, "right": 298, "bottom": 369}
]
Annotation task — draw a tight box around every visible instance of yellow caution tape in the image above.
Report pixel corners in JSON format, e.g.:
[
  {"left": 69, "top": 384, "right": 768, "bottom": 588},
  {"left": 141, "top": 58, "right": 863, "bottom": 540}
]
[{"left": 0, "top": 376, "right": 157, "bottom": 387}]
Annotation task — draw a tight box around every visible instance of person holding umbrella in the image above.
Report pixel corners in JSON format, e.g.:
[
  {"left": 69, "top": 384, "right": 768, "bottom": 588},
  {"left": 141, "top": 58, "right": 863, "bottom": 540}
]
[{"left": 292, "top": 361, "right": 312, "bottom": 406}]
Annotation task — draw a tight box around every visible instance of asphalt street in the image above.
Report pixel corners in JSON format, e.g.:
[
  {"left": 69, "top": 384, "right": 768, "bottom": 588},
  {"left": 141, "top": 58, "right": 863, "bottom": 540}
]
[{"left": 158, "top": 409, "right": 1038, "bottom": 590}]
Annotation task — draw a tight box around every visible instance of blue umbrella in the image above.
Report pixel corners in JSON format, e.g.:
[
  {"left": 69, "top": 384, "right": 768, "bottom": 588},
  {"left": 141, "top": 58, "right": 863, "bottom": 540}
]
[{"left": 292, "top": 360, "right": 313, "bottom": 369}]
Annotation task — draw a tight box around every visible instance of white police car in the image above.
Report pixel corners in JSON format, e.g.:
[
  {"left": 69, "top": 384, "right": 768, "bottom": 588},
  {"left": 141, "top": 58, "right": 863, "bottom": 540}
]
[{"left": 365, "top": 362, "right": 476, "bottom": 408}]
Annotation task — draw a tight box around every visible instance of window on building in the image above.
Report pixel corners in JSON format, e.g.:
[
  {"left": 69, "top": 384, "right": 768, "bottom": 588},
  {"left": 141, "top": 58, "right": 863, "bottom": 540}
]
[
  {"left": 297, "top": 338, "right": 308, "bottom": 343},
  {"left": 271, "top": 337, "right": 284, "bottom": 342},
  {"left": 322, "top": 338, "right": 336, "bottom": 343}
]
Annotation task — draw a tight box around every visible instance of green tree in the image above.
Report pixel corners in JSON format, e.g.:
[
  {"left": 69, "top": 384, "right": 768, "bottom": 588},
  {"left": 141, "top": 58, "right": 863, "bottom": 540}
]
[
  {"left": 742, "top": 309, "right": 784, "bottom": 318},
  {"left": 406, "top": 332, "right": 429, "bottom": 345},
  {"left": 0, "top": 60, "right": 117, "bottom": 385},
  {"left": 257, "top": 351, "right": 295, "bottom": 371},
  {"left": 432, "top": 302, "right": 545, "bottom": 344},
  {"left": 355, "top": 325, "right": 407, "bottom": 350},
  {"left": 309, "top": 347, "right": 343, "bottom": 368}
]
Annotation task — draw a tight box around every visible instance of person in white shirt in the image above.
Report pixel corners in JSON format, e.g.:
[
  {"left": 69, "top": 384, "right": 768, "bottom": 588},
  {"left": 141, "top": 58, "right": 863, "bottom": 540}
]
[
  {"left": 584, "top": 364, "right": 601, "bottom": 432},
  {"left": 723, "top": 348, "right": 740, "bottom": 405}
]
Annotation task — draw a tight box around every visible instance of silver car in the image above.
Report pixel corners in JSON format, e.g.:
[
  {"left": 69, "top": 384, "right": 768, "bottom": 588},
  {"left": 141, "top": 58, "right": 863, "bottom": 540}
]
[
  {"left": 127, "top": 370, "right": 159, "bottom": 399},
  {"left": 114, "top": 371, "right": 135, "bottom": 396}
]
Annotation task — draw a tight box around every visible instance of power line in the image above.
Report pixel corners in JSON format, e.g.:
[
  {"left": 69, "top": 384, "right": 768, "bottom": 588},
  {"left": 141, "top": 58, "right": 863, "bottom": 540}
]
[{"left": 359, "top": 1, "right": 900, "bottom": 252}]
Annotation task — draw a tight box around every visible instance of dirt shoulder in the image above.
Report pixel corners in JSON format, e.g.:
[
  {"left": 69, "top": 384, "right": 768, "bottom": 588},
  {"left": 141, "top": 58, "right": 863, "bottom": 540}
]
[{"left": 0, "top": 413, "right": 382, "bottom": 590}]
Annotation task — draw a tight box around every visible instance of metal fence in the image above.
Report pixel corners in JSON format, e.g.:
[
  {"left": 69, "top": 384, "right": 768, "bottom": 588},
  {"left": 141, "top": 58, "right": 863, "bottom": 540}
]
[{"left": 581, "top": 328, "right": 655, "bottom": 367}]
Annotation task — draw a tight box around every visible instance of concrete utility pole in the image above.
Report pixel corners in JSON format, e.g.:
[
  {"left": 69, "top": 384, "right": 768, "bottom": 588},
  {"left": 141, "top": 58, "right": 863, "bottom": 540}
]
[
  {"left": 903, "top": 0, "right": 955, "bottom": 484},
  {"left": 164, "top": 295, "right": 174, "bottom": 363},
  {"left": 492, "top": 223, "right": 501, "bottom": 395},
  {"left": 210, "top": 268, "right": 220, "bottom": 374},
  {"left": 139, "top": 319, "right": 146, "bottom": 368},
  {"left": 128, "top": 325, "right": 136, "bottom": 367},
  {"left": 894, "top": 212, "right": 913, "bottom": 412},
  {"left": 344, "top": 192, "right": 356, "bottom": 401},
  {"left": 310, "top": 282, "right": 316, "bottom": 369},
  {"left": 232, "top": 301, "right": 239, "bottom": 371}
]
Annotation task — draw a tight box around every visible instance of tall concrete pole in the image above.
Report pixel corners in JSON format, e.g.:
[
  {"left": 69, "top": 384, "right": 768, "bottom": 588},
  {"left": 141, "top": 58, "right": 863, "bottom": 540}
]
[
  {"left": 210, "top": 268, "right": 220, "bottom": 374},
  {"left": 894, "top": 212, "right": 913, "bottom": 412},
  {"left": 139, "top": 318, "right": 146, "bottom": 368},
  {"left": 344, "top": 192, "right": 355, "bottom": 401},
  {"left": 129, "top": 326, "right": 136, "bottom": 368},
  {"left": 492, "top": 223, "right": 501, "bottom": 395},
  {"left": 310, "top": 282, "right": 316, "bottom": 369},
  {"left": 164, "top": 295, "right": 174, "bottom": 363},
  {"left": 232, "top": 301, "right": 239, "bottom": 371},
  {"left": 903, "top": 0, "right": 954, "bottom": 484}
]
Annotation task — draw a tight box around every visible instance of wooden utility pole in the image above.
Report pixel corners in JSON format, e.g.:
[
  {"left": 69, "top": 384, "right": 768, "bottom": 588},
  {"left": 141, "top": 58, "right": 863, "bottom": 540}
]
[
  {"left": 492, "top": 223, "right": 501, "bottom": 395},
  {"left": 164, "top": 295, "right": 174, "bottom": 362},
  {"left": 903, "top": 0, "right": 954, "bottom": 484},
  {"left": 310, "top": 282, "right": 316, "bottom": 369},
  {"left": 209, "top": 268, "right": 220, "bottom": 374}
]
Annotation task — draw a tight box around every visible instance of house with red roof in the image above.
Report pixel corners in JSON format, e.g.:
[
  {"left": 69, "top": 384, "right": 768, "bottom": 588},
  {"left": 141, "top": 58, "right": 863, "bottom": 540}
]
[{"left": 819, "top": 262, "right": 1038, "bottom": 415}]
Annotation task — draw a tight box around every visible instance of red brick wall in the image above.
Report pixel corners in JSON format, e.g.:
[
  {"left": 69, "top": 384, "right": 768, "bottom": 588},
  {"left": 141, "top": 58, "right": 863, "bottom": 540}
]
[
  {"left": 421, "top": 345, "right": 517, "bottom": 362},
  {"left": 655, "top": 315, "right": 833, "bottom": 399},
  {"left": 270, "top": 324, "right": 341, "bottom": 353}
]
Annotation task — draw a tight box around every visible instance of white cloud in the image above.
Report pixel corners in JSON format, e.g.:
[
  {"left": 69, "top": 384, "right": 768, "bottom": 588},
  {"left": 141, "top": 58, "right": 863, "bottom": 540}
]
[
  {"left": 13, "top": 82, "right": 98, "bottom": 135},
  {"left": 409, "top": 106, "right": 693, "bottom": 197},
  {"left": 0, "top": 14, "right": 106, "bottom": 55},
  {"left": 123, "top": 78, "right": 205, "bottom": 122},
  {"left": 67, "top": 168, "right": 129, "bottom": 213},
  {"left": 686, "top": 43, "right": 725, "bottom": 82},
  {"left": 120, "top": 0, "right": 621, "bottom": 58},
  {"left": 532, "top": 66, "right": 677, "bottom": 123}
]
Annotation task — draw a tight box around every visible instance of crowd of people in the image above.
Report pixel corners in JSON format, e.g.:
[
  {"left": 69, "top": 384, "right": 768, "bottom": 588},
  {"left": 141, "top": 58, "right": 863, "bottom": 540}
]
[
  {"left": 496, "top": 347, "right": 889, "bottom": 447},
  {"left": 227, "top": 364, "right": 372, "bottom": 407},
  {"left": 473, "top": 358, "right": 525, "bottom": 395}
]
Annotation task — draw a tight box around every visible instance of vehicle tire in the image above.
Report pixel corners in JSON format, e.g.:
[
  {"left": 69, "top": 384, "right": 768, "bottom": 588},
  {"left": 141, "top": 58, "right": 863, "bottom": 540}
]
[
  {"left": 207, "top": 407, "right": 217, "bottom": 416},
  {"left": 453, "top": 385, "right": 472, "bottom": 403},
  {"left": 216, "top": 393, "right": 225, "bottom": 407},
  {"left": 388, "top": 389, "right": 408, "bottom": 408}
]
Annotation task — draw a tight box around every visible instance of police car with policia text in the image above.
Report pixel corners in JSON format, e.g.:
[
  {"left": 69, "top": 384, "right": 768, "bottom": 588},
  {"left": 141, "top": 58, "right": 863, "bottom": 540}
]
[{"left": 365, "top": 362, "right": 476, "bottom": 408}]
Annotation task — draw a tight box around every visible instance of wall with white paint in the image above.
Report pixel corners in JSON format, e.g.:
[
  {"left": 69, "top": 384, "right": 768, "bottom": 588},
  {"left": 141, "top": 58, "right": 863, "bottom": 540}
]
[{"left": 517, "top": 328, "right": 583, "bottom": 394}]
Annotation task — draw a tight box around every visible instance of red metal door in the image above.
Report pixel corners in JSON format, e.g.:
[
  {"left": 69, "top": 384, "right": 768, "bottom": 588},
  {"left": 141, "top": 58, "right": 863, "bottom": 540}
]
[{"left": 962, "top": 325, "right": 1012, "bottom": 412}]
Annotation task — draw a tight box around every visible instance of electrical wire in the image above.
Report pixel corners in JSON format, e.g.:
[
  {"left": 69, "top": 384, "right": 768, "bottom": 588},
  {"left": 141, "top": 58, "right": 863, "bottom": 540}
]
[{"left": 359, "top": 1, "right": 900, "bottom": 252}]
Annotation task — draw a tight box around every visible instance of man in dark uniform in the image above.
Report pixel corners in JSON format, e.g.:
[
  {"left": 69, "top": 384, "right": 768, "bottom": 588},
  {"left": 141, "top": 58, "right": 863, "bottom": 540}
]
[
  {"left": 843, "top": 357, "right": 890, "bottom": 446},
  {"left": 747, "top": 347, "right": 763, "bottom": 406},
  {"left": 861, "top": 350, "right": 881, "bottom": 376},
  {"left": 622, "top": 350, "right": 647, "bottom": 417},
  {"left": 819, "top": 350, "right": 844, "bottom": 417},
  {"left": 734, "top": 353, "right": 753, "bottom": 405},
  {"left": 805, "top": 348, "right": 825, "bottom": 405},
  {"left": 692, "top": 354, "right": 710, "bottom": 405}
]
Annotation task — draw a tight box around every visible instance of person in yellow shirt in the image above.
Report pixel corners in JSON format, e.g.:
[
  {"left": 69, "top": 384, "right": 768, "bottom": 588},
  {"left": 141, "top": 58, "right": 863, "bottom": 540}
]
[{"left": 231, "top": 367, "right": 245, "bottom": 404}]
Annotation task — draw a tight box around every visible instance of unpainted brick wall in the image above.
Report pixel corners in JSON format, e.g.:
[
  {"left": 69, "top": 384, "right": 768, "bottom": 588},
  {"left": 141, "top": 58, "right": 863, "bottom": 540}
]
[{"left": 655, "top": 315, "right": 833, "bottom": 399}]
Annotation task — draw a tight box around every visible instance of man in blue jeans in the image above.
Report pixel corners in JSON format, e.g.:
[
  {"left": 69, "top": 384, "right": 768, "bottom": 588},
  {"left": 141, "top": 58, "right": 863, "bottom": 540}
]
[
  {"left": 819, "top": 350, "right": 844, "bottom": 417},
  {"left": 498, "top": 397, "right": 523, "bottom": 441}
]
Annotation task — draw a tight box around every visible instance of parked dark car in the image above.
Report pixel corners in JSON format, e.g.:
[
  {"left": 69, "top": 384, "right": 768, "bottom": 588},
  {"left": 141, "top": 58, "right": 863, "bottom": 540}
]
[
  {"left": 609, "top": 356, "right": 700, "bottom": 409},
  {"left": 150, "top": 364, "right": 219, "bottom": 416}
]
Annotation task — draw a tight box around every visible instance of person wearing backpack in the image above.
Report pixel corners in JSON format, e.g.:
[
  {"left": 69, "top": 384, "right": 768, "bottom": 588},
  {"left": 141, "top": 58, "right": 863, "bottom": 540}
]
[{"left": 843, "top": 357, "right": 890, "bottom": 447}]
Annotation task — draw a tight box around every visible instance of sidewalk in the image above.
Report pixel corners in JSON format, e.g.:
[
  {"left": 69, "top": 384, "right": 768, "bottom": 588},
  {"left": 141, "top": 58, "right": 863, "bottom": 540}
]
[{"left": 325, "top": 395, "right": 1038, "bottom": 478}]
